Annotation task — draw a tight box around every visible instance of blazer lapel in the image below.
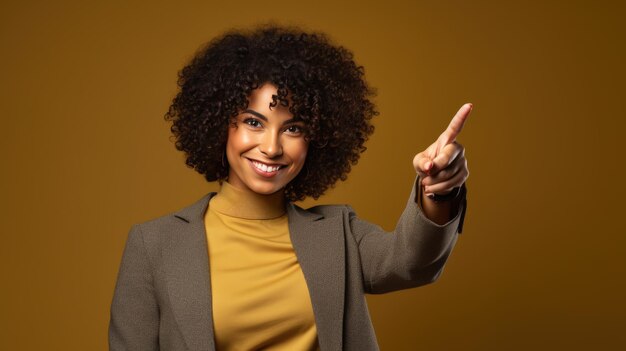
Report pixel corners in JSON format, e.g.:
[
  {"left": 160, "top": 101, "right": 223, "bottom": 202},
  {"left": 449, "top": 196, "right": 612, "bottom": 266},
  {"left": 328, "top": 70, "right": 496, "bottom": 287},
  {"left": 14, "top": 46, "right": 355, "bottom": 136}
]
[
  {"left": 163, "top": 193, "right": 346, "bottom": 351},
  {"left": 287, "top": 203, "right": 346, "bottom": 351},
  {"left": 164, "top": 192, "right": 216, "bottom": 351}
]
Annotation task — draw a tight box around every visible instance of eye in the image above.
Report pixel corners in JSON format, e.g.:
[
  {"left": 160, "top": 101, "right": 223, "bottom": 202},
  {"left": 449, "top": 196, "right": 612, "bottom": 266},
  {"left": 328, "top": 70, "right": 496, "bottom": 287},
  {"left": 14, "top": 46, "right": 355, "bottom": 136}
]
[
  {"left": 285, "top": 125, "right": 304, "bottom": 135},
  {"left": 243, "top": 118, "right": 262, "bottom": 128}
]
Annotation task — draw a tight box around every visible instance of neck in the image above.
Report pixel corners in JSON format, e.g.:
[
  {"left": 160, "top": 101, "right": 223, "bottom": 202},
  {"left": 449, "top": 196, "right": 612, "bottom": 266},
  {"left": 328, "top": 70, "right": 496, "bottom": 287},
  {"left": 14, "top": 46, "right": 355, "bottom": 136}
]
[{"left": 209, "top": 180, "right": 287, "bottom": 219}]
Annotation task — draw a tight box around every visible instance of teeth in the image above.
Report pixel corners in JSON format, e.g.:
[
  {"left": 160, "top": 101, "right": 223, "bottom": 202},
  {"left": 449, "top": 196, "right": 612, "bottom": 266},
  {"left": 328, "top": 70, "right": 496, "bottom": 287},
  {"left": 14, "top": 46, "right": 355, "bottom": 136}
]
[{"left": 252, "top": 161, "right": 281, "bottom": 173}]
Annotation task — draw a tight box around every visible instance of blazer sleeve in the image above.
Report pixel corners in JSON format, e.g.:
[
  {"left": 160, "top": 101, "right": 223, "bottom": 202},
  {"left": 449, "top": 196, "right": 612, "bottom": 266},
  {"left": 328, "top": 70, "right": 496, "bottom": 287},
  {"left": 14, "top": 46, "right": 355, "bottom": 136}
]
[
  {"left": 109, "top": 224, "right": 160, "bottom": 350},
  {"left": 347, "top": 174, "right": 467, "bottom": 294}
]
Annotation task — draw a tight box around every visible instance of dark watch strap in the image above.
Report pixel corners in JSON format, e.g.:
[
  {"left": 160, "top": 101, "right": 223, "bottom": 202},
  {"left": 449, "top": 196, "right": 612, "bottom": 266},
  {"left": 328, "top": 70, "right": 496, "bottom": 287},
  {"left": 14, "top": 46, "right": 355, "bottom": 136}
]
[{"left": 427, "top": 186, "right": 462, "bottom": 202}]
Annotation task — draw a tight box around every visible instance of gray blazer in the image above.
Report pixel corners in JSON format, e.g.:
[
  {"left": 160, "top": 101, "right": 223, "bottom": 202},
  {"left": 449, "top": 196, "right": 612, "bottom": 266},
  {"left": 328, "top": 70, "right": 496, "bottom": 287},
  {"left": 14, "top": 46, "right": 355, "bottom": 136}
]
[{"left": 109, "top": 176, "right": 467, "bottom": 350}]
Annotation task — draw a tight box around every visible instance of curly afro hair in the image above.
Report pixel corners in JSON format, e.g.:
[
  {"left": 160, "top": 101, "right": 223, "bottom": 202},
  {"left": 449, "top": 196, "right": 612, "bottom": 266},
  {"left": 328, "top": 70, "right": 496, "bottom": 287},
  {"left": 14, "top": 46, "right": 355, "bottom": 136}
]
[{"left": 165, "top": 24, "right": 378, "bottom": 201}]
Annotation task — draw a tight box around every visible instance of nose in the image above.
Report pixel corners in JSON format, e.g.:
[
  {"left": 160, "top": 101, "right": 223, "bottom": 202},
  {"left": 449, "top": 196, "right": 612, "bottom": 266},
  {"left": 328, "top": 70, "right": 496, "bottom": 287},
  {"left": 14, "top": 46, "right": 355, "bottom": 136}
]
[{"left": 259, "top": 132, "right": 283, "bottom": 158}]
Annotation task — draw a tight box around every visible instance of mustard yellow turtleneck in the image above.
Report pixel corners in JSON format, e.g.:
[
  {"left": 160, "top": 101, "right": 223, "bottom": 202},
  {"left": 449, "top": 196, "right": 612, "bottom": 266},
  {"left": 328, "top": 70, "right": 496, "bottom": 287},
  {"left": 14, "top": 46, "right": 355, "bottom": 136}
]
[{"left": 204, "top": 181, "right": 320, "bottom": 351}]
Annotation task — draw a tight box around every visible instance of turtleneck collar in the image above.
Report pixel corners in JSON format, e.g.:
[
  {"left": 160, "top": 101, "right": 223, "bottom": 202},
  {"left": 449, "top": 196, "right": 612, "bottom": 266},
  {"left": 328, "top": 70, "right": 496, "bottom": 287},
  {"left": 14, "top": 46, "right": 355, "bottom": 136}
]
[{"left": 209, "top": 180, "right": 287, "bottom": 220}]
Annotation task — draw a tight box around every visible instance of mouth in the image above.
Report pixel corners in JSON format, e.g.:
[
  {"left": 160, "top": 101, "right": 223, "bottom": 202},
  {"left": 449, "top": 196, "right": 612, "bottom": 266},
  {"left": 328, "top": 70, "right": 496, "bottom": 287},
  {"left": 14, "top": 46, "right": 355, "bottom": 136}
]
[{"left": 247, "top": 158, "right": 287, "bottom": 177}]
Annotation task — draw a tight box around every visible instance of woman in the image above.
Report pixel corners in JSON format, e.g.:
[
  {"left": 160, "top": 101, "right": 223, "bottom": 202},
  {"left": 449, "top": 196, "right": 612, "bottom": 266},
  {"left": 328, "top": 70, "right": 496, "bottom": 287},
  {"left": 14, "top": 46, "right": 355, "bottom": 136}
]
[{"left": 109, "top": 25, "right": 470, "bottom": 351}]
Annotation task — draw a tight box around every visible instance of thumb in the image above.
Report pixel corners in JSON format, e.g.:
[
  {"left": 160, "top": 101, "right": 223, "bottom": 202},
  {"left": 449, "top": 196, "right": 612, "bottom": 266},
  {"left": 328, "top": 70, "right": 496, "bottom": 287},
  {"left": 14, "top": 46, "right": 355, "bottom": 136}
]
[{"left": 413, "top": 152, "right": 434, "bottom": 177}]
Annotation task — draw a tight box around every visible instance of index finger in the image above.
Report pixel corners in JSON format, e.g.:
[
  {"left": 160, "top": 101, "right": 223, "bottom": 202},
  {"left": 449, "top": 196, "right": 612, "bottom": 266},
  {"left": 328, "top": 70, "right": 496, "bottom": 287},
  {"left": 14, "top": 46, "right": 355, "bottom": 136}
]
[{"left": 440, "top": 103, "right": 473, "bottom": 145}]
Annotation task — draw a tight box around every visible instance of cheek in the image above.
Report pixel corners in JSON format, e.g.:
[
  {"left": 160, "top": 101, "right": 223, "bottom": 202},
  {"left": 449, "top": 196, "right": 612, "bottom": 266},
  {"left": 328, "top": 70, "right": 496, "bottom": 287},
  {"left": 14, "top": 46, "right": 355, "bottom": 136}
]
[
  {"left": 290, "top": 141, "right": 309, "bottom": 167},
  {"left": 227, "top": 127, "right": 254, "bottom": 153}
]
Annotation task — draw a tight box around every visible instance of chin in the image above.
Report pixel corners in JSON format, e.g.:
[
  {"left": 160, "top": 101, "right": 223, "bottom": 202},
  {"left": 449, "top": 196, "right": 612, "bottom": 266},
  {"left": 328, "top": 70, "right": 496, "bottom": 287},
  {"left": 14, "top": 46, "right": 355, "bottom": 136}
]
[{"left": 246, "top": 181, "right": 285, "bottom": 196}]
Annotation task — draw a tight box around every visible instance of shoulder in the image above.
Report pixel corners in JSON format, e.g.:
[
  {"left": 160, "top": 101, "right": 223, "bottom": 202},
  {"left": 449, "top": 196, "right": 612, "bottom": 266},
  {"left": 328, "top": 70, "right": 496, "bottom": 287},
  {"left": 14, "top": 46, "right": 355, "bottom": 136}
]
[{"left": 128, "top": 191, "right": 216, "bottom": 239}]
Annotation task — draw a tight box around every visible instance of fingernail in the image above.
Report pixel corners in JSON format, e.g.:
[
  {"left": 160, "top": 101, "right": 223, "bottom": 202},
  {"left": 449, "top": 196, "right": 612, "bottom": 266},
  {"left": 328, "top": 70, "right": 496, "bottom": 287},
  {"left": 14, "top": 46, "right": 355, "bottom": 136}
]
[{"left": 425, "top": 161, "right": 432, "bottom": 169}]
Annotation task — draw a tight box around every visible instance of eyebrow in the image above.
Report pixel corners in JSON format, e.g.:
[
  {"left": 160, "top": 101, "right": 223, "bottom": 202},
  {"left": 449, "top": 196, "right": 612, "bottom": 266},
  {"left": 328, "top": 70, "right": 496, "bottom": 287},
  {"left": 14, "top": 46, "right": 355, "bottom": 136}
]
[{"left": 243, "top": 109, "right": 300, "bottom": 125}]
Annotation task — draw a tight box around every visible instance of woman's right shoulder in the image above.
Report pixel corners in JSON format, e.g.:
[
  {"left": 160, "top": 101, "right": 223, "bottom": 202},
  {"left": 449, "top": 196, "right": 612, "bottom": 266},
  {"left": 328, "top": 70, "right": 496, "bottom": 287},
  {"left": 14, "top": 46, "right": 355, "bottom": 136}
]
[{"left": 127, "top": 191, "right": 217, "bottom": 239}]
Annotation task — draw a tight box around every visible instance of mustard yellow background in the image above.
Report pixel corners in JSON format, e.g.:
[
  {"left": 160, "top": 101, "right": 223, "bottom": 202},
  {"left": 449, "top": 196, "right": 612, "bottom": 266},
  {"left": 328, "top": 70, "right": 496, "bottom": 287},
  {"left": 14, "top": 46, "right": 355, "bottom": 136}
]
[{"left": 1, "top": 0, "right": 624, "bottom": 350}]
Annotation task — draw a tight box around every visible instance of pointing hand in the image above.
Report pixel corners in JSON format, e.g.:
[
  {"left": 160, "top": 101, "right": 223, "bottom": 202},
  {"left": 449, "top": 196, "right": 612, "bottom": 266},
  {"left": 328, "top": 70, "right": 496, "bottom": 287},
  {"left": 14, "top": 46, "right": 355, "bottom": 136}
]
[{"left": 412, "top": 103, "right": 472, "bottom": 196}]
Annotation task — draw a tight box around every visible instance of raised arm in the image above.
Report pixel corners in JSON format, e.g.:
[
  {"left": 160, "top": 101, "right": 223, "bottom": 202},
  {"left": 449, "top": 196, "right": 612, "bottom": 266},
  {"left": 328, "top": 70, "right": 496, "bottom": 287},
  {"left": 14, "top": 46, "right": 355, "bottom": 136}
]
[
  {"left": 348, "top": 174, "right": 467, "bottom": 294},
  {"left": 350, "top": 103, "right": 472, "bottom": 294}
]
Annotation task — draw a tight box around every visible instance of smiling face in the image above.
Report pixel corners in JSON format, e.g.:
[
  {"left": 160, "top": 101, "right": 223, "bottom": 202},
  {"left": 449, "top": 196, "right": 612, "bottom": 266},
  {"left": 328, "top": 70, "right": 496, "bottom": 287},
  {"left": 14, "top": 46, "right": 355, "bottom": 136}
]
[{"left": 225, "top": 83, "right": 309, "bottom": 196}]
